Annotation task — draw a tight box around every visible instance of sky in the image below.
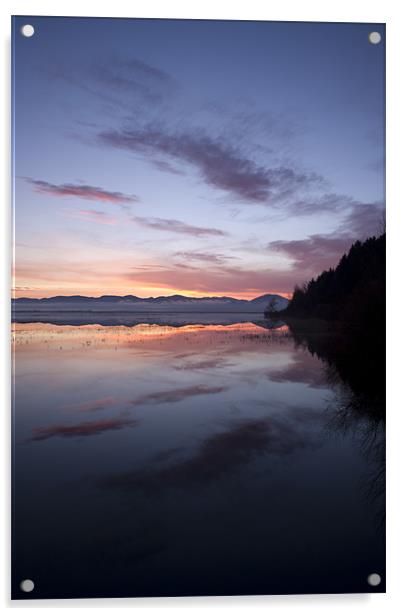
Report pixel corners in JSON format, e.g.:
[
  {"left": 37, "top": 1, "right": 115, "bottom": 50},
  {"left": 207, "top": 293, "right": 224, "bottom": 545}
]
[{"left": 12, "top": 17, "right": 385, "bottom": 299}]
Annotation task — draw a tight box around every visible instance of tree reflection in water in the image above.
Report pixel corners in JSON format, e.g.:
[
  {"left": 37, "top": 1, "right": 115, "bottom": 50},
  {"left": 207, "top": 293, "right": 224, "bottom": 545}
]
[{"left": 285, "top": 317, "right": 385, "bottom": 527}]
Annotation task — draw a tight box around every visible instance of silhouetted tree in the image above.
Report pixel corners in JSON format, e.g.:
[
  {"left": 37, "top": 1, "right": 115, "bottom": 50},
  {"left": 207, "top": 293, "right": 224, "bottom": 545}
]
[{"left": 284, "top": 234, "right": 385, "bottom": 323}]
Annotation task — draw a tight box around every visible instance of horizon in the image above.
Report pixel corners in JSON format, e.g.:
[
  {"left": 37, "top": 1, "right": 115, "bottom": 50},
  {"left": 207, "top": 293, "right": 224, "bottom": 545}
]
[
  {"left": 13, "top": 290, "right": 291, "bottom": 301},
  {"left": 13, "top": 18, "right": 384, "bottom": 300}
]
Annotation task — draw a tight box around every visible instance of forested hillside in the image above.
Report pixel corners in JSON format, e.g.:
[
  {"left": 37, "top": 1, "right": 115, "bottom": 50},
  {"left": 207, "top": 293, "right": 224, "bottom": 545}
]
[{"left": 283, "top": 234, "right": 385, "bottom": 324}]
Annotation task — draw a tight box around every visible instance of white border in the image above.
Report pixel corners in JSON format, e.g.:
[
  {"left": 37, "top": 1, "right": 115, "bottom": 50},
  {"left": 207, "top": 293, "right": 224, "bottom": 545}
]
[{"left": 1, "top": 1, "right": 401, "bottom": 614}]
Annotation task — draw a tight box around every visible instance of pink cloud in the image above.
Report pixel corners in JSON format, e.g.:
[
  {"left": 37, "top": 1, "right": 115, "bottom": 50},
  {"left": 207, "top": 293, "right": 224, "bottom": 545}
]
[
  {"left": 69, "top": 209, "right": 117, "bottom": 225},
  {"left": 124, "top": 263, "right": 299, "bottom": 295},
  {"left": 269, "top": 235, "right": 352, "bottom": 273},
  {"left": 132, "top": 216, "right": 227, "bottom": 237},
  {"left": 25, "top": 178, "right": 139, "bottom": 205}
]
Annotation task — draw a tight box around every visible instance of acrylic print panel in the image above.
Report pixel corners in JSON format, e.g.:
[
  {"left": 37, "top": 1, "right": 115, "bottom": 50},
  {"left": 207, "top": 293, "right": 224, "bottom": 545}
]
[{"left": 11, "top": 16, "right": 385, "bottom": 599}]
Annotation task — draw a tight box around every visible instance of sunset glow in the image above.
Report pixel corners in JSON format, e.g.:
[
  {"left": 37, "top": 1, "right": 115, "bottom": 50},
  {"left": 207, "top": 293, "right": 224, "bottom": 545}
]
[{"left": 13, "top": 18, "right": 384, "bottom": 301}]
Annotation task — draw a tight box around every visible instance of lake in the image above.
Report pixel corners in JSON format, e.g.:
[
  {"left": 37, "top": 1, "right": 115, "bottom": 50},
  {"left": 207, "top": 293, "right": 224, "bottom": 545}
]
[{"left": 11, "top": 317, "right": 385, "bottom": 598}]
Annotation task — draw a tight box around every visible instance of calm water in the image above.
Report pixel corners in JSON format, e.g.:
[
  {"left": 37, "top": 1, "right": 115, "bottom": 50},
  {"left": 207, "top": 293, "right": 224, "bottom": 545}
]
[{"left": 12, "top": 318, "right": 385, "bottom": 598}]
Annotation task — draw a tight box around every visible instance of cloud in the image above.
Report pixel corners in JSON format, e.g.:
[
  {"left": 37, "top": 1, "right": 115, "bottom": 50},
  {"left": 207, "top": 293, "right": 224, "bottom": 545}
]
[
  {"left": 24, "top": 178, "right": 139, "bottom": 205},
  {"left": 125, "top": 199, "right": 383, "bottom": 296},
  {"left": 60, "top": 396, "right": 117, "bottom": 413},
  {"left": 27, "top": 415, "right": 139, "bottom": 442},
  {"left": 91, "top": 57, "right": 177, "bottom": 104},
  {"left": 131, "top": 385, "right": 227, "bottom": 406},
  {"left": 268, "top": 201, "right": 384, "bottom": 280},
  {"left": 151, "top": 159, "right": 185, "bottom": 175},
  {"left": 113, "top": 58, "right": 175, "bottom": 86},
  {"left": 68, "top": 209, "right": 117, "bottom": 225},
  {"left": 98, "top": 127, "right": 322, "bottom": 204},
  {"left": 123, "top": 262, "right": 300, "bottom": 296},
  {"left": 52, "top": 56, "right": 177, "bottom": 116},
  {"left": 132, "top": 216, "right": 227, "bottom": 237},
  {"left": 269, "top": 235, "right": 352, "bottom": 273},
  {"left": 287, "top": 193, "right": 353, "bottom": 216},
  {"left": 13, "top": 286, "right": 38, "bottom": 292},
  {"left": 338, "top": 201, "right": 384, "bottom": 238},
  {"left": 271, "top": 193, "right": 384, "bottom": 223},
  {"left": 173, "top": 251, "right": 233, "bottom": 265},
  {"left": 98, "top": 414, "right": 320, "bottom": 492}
]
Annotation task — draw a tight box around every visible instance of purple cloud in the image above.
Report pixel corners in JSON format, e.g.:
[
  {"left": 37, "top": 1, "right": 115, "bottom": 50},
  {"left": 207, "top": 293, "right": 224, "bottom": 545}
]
[
  {"left": 92, "top": 59, "right": 175, "bottom": 104},
  {"left": 173, "top": 251, "right": 233, "bottom": 265},
  {"left": 61, "top": 396, "right": 117, "bottom": 413},
  {"left": 132, "top": 216, "right": 227, "bottom": 237},
  {"left": 151, "top": 159, "right": 185, "bottom": 175},
  {"left": 114, "top": 57, "right": 175, "bottom": 85},
  {"left": 269, "top": 234, "right": 352, "bottom": 273},
  {"left": 25, "top": 178, "right": 139, "bottom": 205},
  {"left": 288, "top": 194, "right": 384, "bottom": 228},
  {"left": 56, "top": 56, "right": 177, "bottom": 113},
  {"left": 338, "top": 201, "right": 384, "bottom": 237},
  {"left": 98, "top": 127, "right": 321, "bottom": 204},
  {"left": 123, "top": 262, "right": 301, "bottom": 295},
  {"left": 269, "top": 201, "right": 384, "bottom": 279},
  {"left": 288, "top": 193, "right": 353, "bottom": 216}
]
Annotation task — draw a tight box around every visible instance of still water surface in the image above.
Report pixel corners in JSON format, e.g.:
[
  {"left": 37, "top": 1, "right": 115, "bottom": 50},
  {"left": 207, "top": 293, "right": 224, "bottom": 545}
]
[{"left": 12, "top": 319, "right": 385, "bottom": 598}]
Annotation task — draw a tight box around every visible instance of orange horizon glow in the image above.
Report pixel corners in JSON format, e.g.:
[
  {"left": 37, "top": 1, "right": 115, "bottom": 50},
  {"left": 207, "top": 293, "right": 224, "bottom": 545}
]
[
  {"left": 12, "top": 255, "right": 296, "bottom": 301},
  {"left": 12, "top": 286, "right": 293, "bottom": 301}
]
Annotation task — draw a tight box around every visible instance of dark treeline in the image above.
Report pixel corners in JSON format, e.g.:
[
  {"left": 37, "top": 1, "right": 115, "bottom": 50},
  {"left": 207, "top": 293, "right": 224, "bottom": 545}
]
[
  {"left": 265, "top": 235, "right": 386, "bottom": 516},
  {"left": 271, "top": 233, "right": 386, "bottom": 420},
  {"left": 282, "top": 234, "right": 385, "bottom": 324}
]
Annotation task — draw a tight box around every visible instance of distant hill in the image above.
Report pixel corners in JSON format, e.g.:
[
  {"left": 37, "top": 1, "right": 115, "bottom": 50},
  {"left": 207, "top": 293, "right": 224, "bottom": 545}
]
[
  {"left": 12, "top": 292, "right": 289, "bottom": 314},
  {"left": 281, "top": 234, "right": 385, "bottom": 323}
]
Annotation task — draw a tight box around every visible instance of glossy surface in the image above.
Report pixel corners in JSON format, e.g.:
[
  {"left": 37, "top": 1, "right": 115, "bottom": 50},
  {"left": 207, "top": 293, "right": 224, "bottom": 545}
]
[{"left": 12, "top": 319, "right": 385, "bottom": 598}]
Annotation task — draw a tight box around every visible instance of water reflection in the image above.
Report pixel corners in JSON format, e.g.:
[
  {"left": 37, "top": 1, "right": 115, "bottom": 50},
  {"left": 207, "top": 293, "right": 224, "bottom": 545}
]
[
  {"left": 99, "top": 411, "right": 322, "bottom": 493},
  {"left": 12, "top": 310, "right": 286, "bottom": 329},
  {"left": 285, "top": 318, "right": 385, "bottom": 514},
  {"left": 12, "top": 317, "right": 385, "bottom": 598},
  {"left": 26, "top": 414, "right": 140, "bottom": 443}
]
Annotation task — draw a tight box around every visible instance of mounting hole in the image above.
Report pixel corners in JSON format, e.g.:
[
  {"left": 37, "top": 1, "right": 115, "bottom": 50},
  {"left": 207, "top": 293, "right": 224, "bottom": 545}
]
[
  {"left": 367, "top": 573, "right": 381, "bottom": 587},
  {"left": 20, "top": 579, "right": 34, "bottom": 593},
  {"left": 368, "top": 31, "right": 381, "bottom": 45},
  {"left": 21, "top": 24, "right": 35, "bottom": 38}
]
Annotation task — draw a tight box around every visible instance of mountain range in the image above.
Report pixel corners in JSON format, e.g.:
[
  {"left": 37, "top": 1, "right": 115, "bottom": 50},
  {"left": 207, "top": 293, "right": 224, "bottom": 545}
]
[{"left": 12, "top": 293, "right": 289, "bottom": 314}]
